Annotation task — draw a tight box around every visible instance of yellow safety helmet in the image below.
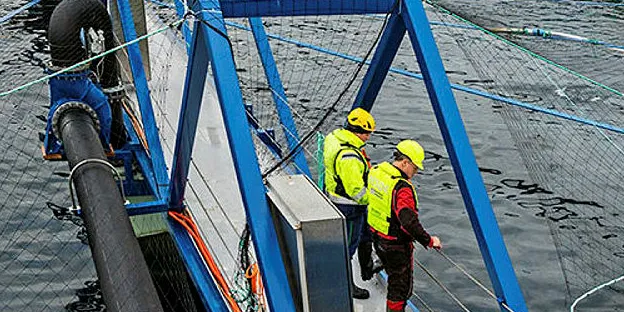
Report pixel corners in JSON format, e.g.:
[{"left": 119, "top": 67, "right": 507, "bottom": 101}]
[
  {"left": 346, "top": 108, "right": 376, "bottom": 133},
  {"left": 396, "top": 140, "right": 425, "bottom": 170}
]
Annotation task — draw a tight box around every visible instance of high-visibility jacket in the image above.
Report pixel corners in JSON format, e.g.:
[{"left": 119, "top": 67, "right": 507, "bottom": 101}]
[
  {"left": 323, "top": 128, "right": 369, "bottom": 205},
  {"left": 367, "top": 162, "right": 418, "bottom": 239}
]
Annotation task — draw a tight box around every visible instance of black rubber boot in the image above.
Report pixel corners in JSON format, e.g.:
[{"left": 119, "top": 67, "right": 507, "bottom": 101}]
[{"left": 352, "top": 283, "right": 370, "bottom": 299}]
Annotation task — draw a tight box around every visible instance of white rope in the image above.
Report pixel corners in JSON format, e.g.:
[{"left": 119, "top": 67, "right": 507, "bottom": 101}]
[
  {"left": 570, "top": 274, "right": 624, "bottom": 312},
  {"left": 413, "top": 257, "right": 472, "bottom": 312},
  {"left": 435, "top": 250, "right": 515, "bottom": 312}
]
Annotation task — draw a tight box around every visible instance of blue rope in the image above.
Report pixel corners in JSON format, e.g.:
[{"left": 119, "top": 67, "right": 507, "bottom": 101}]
[{"left": 0, "top": 0, "right": 42, "bottom": 24}]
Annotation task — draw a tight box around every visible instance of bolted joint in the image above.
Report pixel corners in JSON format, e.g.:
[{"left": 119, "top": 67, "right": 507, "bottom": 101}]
[{"left": 52, "top": 101, "right": 100, "bottom": 138}]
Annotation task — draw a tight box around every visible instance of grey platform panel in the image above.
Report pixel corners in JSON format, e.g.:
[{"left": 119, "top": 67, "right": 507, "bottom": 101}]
[{"left": 266, "top": 174, "right": 352, "bottom": 312}]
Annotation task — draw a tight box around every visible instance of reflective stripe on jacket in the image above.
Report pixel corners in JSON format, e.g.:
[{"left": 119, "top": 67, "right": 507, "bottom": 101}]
[
  {"left": 367, "top": 162, "right": 418, "bottom": 238},
  {"left": 323, "top": 128, "right": 369, "bottom": 205}
]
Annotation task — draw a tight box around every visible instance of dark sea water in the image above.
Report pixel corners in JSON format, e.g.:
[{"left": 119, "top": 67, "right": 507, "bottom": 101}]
[{"left": 1, "top": 0, "right": 623, "bottom": 311}]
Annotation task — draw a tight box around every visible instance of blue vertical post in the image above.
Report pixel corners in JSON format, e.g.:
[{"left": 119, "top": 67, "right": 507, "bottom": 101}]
[
  {"left": 249, "top": 17, "right": 311, "bottom": 177},
  {"left": 352, "top": 11, "right": 405, "bottom": 111},
  {"left": 173, "top": 0, "right": 193, "bottom": 50},
  {"left": 116, "top": 0, "right": 169, "bottom": 198},
  {"left": 400, "top": 0, "right": 528, "bottom": 311},
  {"left": 197, "top": 2, "right": 296, "bottom": 311},
  {"left": 168, "top": 20, "right": 209, "bottom": 210}
]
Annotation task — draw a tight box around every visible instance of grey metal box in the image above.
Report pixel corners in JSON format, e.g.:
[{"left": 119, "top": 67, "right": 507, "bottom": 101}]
[{"left": 266, "top": 174, "right": 352, "bottom": 312}]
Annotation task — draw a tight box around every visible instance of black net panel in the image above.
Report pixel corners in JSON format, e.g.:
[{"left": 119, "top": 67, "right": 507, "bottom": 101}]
[
  {"left": 426, "top": 0, "right": 624, "bottom": 309},
  {"left": 0, "top": 0, "right": 203, "bottom": 311},
  {"left": 225, "top": 11, "right": 389, "bottom": 177}
]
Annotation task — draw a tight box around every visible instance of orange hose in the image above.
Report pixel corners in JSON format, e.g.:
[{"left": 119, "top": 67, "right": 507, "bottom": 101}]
[
  {"left": 169, "top": 211, "right": 242, "bottom": 312},
  {"left": 122, "top": 100, "right": 150, "bottom": 156}
]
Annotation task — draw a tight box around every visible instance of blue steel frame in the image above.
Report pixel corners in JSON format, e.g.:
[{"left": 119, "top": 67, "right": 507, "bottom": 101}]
[
  {"left": 168, "top": 17, "right": 209, "bottom": 211},
  {"left": 114, "top": 0, "right": 528, "bottom": 310},
  {"left": 352, "top": 1, "right": 528, "bottom": 310},
  {"left": 219, "top": 0, "right": 395, "bottom": 17},
  {"left": 172, "top": 0, "right": 192, "bottom": 50},
  {"left": 192, "top": 1, "right": 297, "bottom": 310},
  {"left": 249, "top": 17, "right": 311, "bottom": 177},
  {"left": 116, "top": 0, "right": 232, "bottom": 308},
  {"left": 115, "top": 0, "right": 169, "bottom": 199}
]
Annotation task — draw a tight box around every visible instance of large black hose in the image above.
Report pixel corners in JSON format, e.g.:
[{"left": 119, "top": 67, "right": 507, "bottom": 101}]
[
  {"left": 48, "top": 0, "right": 126, "bottom": 148},
  {"left": 58, "top": 108, "right": 164, "bottom": 312}
]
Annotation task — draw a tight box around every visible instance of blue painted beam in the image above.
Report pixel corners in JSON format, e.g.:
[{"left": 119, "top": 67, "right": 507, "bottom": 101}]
[
  {"left": 352, "top": 11, "right": 405, "bottom": 111},
  {"left": 172, "top": 0, "right": 193, "bottom": 51},
  {"left": 219, "top": 0, "right": 395, "bottom": 17},
  {"left": 245, "top": 105, "right": 299, "bottom": 175},
  {"left": 116, "top": 0, "right": 169, "bottom": 198},
  {"left": 249, "top": 17, "right": 311, "bottom": 177},
  {"left": 125, "top": 200, "right": 169, "bottom": 215},
  {"left": 123, "top": 114, "right": 159, "bottom": 197},
  {"left": 196, "top": 1, "right": 296, "bottom": 310},
  {"left": 401, "top": 0, "right": 528, "bottom": 311},
  {"left": 168, "top": 218, "right": 231, "bottom": 311},
  {"left": 169, "top": 20, "right": 209, "bottom": 211}
]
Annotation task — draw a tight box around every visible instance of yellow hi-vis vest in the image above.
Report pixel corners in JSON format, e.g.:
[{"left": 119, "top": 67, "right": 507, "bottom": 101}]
[
  {"left": 323, "top": 129, "right": 369, "bottom": 205},
  {"left": 367, "top": 162, "right": 418, "bottom": 236}
]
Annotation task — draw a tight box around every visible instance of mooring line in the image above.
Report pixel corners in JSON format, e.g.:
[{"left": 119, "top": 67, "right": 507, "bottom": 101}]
[
  {"left": 413, "top": 257, "right": 471, "bottom": 312},
  {"left": 434, "top": 249, "right": 515, "bottom": 312}
]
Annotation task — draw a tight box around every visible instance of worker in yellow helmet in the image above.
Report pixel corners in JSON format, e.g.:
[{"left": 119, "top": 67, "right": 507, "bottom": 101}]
[
  {"left": 324, "top": 107, "right": 377, "bottom": 299},
  {"left": 367, "top": 140, "right": 442, "bottom": 312}
]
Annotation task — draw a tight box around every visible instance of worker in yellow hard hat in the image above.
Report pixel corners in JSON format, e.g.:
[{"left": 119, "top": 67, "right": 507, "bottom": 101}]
[
  {"left": 324, "top": 107, "right": 378, "bottom": 299},
  {"left": 367, "top": 140, "right": 442, "bottom": 312}
]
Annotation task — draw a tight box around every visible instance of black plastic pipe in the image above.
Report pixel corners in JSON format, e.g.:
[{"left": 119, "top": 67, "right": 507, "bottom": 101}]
[
  {"left": 48, "top": 0, "right": 126, "bottom": 148},
  {"left": 58, "top": 108, "right": 164, "bottom": 312},
  {"left": 48, "top": 0, "right": 117, "bottom": 88}
]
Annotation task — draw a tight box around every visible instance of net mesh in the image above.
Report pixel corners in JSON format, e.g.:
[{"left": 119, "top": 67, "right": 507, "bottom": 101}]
[
  {"left": 2, "top": 0, "right": 624, "bottom": 311},
  {"left": 425, "top": 0, "right": 624, "bottom": 309},
  {"left": 0, "top": 0, "right": 201, "bottom": 311},
  {"left": 225, "top": 13, "right": 387, "bottom": 177}
]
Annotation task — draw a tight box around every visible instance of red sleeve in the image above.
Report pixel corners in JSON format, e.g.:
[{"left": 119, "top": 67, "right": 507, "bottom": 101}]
[{"left": 394, "top": 186, "right": 432, "bottom": 247}]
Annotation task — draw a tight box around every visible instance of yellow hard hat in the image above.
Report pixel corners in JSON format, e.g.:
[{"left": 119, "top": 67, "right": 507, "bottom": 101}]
[
  {"left": 346, "top": 108, "right": 376, "bottom": 133},
  {"left": 396, "top": 140, "right": 425, "bottom": 170}
]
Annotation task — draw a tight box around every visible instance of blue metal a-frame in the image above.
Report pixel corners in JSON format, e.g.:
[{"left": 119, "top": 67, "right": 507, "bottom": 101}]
[{"left": 116, "top": 0, "right": 528, "bottom": 311}]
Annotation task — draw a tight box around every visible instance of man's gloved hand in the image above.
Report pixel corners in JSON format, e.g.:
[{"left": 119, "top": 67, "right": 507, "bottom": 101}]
[{"left": 430, "top": 236, "right": 442, "bottom": 249}]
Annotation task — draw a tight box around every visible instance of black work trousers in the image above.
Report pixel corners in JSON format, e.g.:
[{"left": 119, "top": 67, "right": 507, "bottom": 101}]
[{"left": 373, "top": 236, "right": 414, "bottom": 304}]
